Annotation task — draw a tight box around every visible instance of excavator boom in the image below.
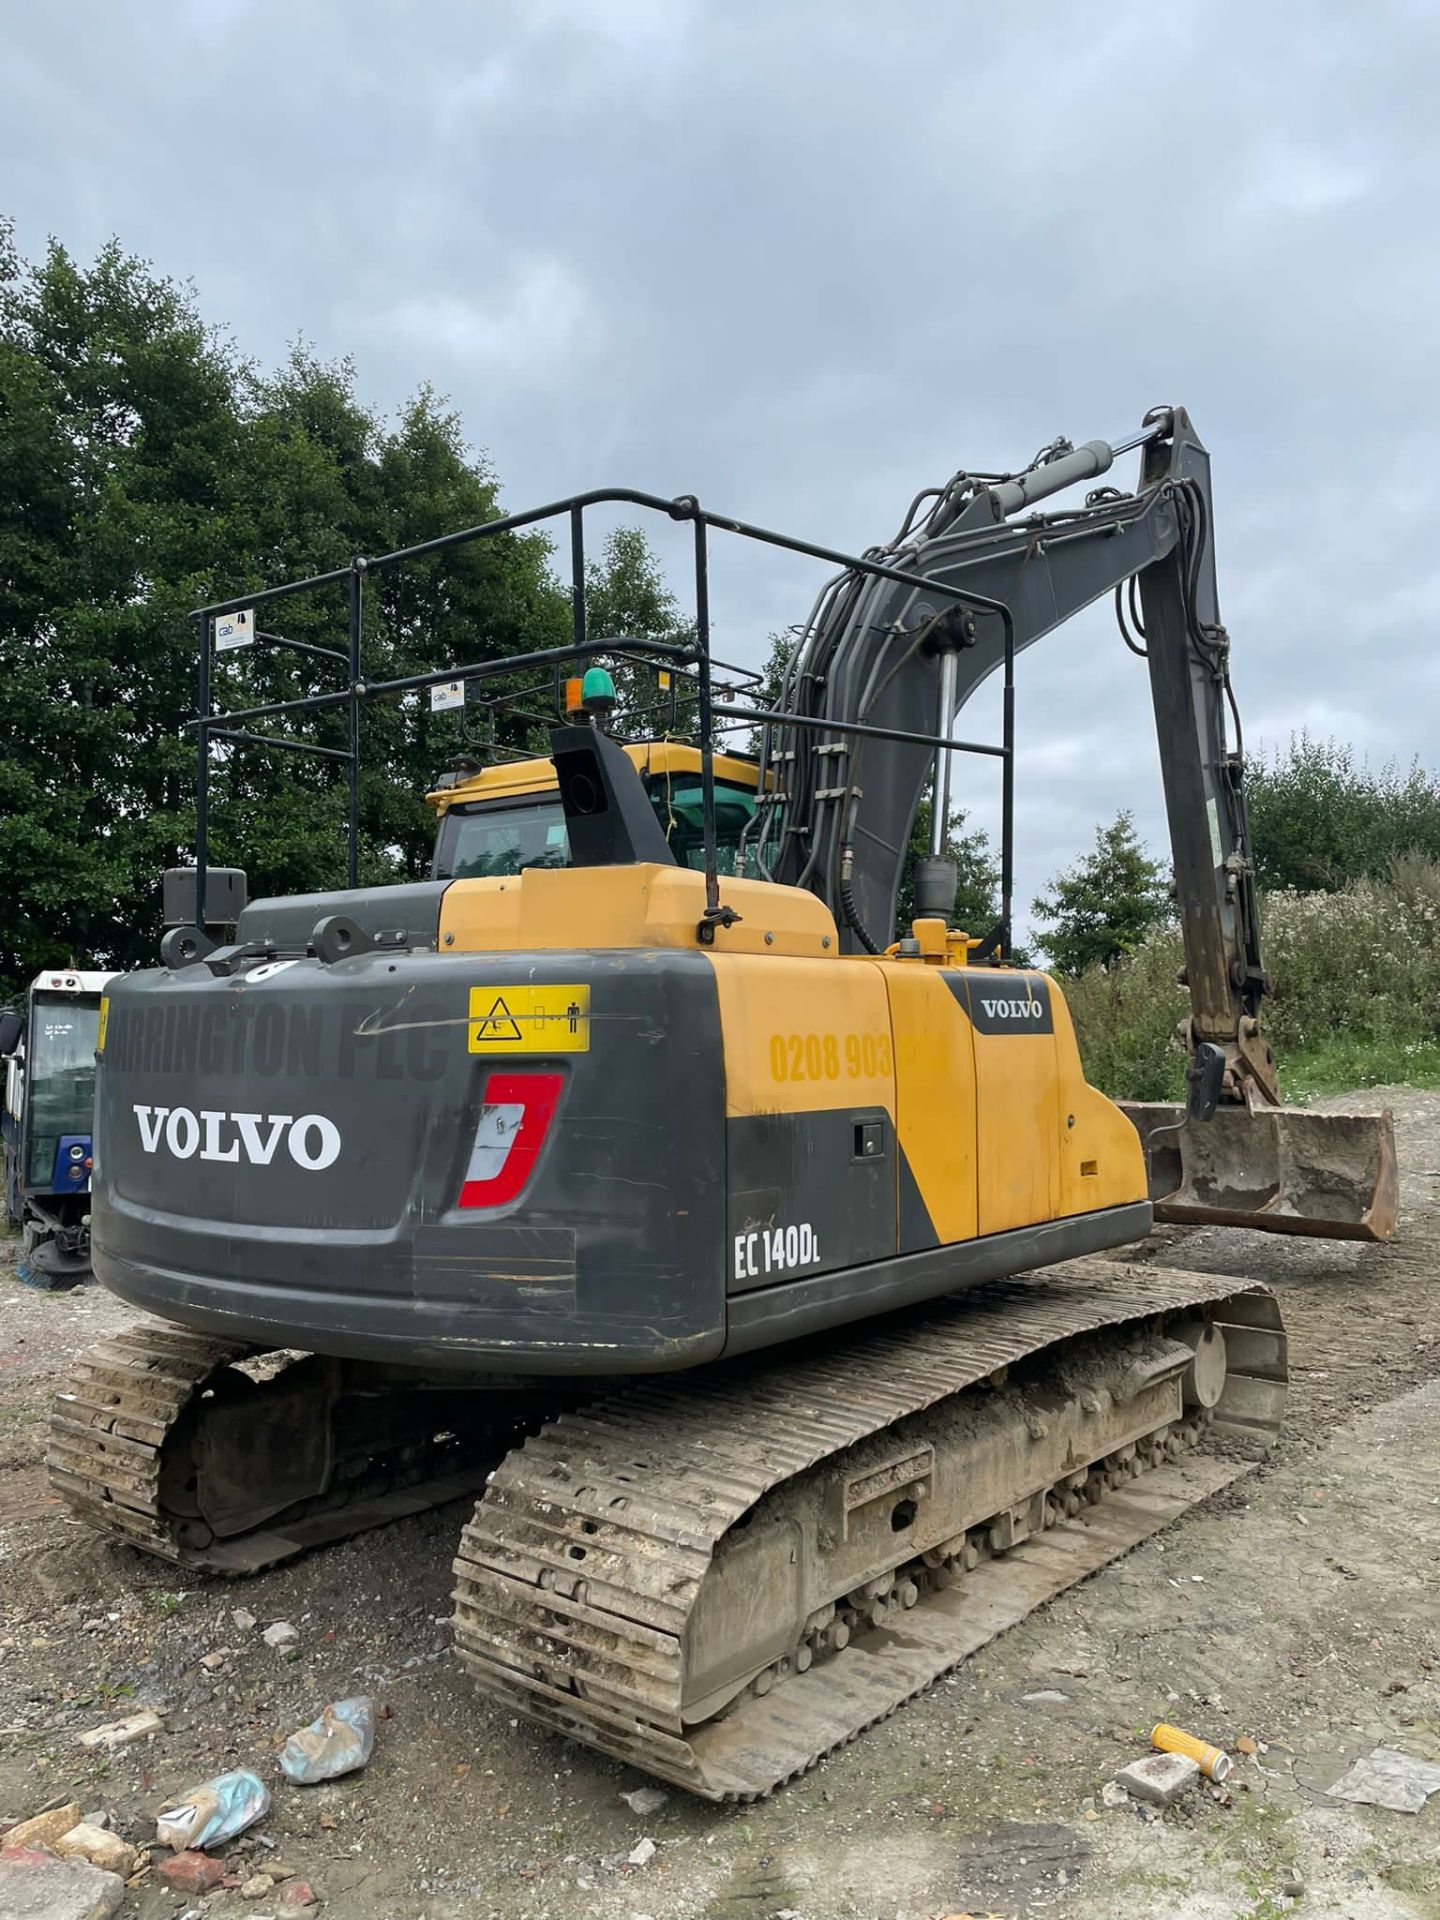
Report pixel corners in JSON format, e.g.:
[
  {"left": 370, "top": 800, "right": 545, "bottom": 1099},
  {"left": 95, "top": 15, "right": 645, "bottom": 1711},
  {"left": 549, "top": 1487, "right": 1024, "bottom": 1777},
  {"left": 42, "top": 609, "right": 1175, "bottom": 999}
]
[{"left": 751, "top": 408, "right": 1396, "bottom": 1241}]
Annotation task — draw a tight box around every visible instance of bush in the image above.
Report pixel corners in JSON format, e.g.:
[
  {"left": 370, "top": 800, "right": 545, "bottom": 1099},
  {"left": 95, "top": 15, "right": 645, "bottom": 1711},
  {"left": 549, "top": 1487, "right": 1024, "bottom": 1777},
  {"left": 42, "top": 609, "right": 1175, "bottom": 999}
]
[{"left": 1062, "top": 856, "right": 1440, "bottom": 1100}]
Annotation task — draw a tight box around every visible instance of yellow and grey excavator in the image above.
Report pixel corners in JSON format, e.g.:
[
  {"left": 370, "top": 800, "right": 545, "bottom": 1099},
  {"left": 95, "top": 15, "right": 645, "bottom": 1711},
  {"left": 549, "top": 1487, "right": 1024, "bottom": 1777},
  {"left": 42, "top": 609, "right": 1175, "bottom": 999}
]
[{"left": 53, "top": 408, "right": 1394, "bottom": 1799}]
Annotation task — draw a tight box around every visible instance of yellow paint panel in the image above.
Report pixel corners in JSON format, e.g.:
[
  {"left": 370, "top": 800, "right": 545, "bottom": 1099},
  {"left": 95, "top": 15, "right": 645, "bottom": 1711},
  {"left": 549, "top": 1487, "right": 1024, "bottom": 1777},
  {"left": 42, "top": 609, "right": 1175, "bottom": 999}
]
[
  {"left": 441, "top": 864, "right": 839, "bottom": 959},
  {"left": 883, "top": 964, "right": 977, "bottom": 1245},
  {"left": 96, "top": 996, "right": 110, "bottom": 1054},
  {"left": 1050, "top": 985, "right": 1148, "bottom": 1215},
  {"left": 709, "top": 954, "right": 894, "bottom": 1119},
  {"left": 467, "top": 984, "right": 590, "bottom": 1053}
]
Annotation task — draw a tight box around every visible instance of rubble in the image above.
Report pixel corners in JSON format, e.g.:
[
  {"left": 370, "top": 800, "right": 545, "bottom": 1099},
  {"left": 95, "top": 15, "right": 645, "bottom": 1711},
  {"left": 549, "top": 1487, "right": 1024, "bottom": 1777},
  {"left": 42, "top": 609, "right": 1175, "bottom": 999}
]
[
  {"left": 76, "top": 1710, "right": 162, "bottom": 1751},
  {"left": 619, "top": 1787, "right": 668, "bottom": 1816},
  {"left": 54, "top": 1825, "right": 139, "bottom": 1879},
  {"left": 241, "top": 1872, "right": 276, "bottom": 1898},
  {"left": 627, "top": 1837, "right": 657, "bottom": 1867},
  {"left": 4, "top": 1803, "right": 81, "bottom": 1851},
  {"left": 154, "top": 1852, "right": 228, "bottom": 1894},
  {"left": 262, "top": 1622, "right": 298, "bottom": 1649},
  {"left": 0, "top": 1845, "right": 125, "bottom": 1920}
]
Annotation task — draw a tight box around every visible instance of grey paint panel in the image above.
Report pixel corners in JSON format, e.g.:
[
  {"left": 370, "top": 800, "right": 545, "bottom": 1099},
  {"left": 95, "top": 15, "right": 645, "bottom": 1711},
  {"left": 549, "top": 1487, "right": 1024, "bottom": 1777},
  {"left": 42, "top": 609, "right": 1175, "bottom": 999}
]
[
  {"left": 236, "top": 881, "right": 450, "bottom": 953},
  {"left": 726, "top": 1107, "right": 896, "bottom": 1292},
  {"left": 93, "top": 945, "right": 727, "bottom": 1370},
  {"left": 723, "top": 1201, "right": 1152, "bottom": 1357}
]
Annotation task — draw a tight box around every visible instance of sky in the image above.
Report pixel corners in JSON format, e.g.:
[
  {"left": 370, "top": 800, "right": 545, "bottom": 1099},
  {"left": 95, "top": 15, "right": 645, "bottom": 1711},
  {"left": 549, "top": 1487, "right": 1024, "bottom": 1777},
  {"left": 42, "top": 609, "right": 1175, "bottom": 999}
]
[{"left": 4, "top": 0, "right": 1438, "bottom": 933}]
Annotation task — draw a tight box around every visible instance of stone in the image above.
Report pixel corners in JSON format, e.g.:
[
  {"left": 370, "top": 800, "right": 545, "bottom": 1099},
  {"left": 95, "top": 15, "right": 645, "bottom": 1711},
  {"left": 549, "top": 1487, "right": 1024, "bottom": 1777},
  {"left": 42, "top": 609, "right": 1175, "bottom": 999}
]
[
  {"left": 0, "top": 1846, "right": 125, "bottom": 1919},
  {"left": 4, "top": 1805, "right": 82, "bottom": 1852},
  {"left": 1280, "top": 1867, "right": 1305, "bottom": 1899},
  {"left": 54, "top": 1826, "right": 138, "bottom": 1879},
  {"left": 1021, "top": 1689, "right": 1069, "bottom": 1705},
  {"left": 626, "top": 1837, "right": 657, "bottom": 1867},
  {"left": 1113, "top": 1752, "right": 1201, "bottom": 1807},
  {"left": 1327, "top": 1747, "right": 1440, "bottom": 1814},
  {"left": 281, "top": 1884, "right": 317, "bottom": 1908},
  {"left": 75, "top": 1710, "right": 162, "bottom": 1751},
  {"left": 154, "top": 1851, "right": 228, "bottom": 1894},
  {"left": 1236, "top": 1736, "right": 1259, "bottom": 1756},
  {"left": 242, "top": 1873, "right": 277, "bottom": 1898},
  {"left": 200, "top": 1651, "right": 228, "bottom": 1672},
  {"left": 262, "top": 1621, "right": 298, "bottom": 1649},
  {"left": 1099, "top": 1781, "right": 1129, "bottom": 1809},
  {"left": 233, "top": 1608, "right": 258, "bottom": 1631},
  {"left": 619, "top": 1787, "right": 669, "bottom": 1816}
]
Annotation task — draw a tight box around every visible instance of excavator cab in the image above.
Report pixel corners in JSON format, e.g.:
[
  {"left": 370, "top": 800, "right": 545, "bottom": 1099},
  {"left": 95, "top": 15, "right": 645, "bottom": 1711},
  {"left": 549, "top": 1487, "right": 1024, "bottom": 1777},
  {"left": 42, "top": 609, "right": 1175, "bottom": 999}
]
[{"left": 428, "top": 741, "right": 765, "bottom": 881}]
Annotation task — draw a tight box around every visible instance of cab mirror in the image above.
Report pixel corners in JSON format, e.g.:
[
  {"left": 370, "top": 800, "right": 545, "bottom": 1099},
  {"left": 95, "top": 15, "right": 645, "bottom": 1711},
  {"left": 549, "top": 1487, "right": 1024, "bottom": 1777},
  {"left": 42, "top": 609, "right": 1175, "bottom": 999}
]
[{"left": 0, "top": 1008, "right": 23, "bottom": 1057}]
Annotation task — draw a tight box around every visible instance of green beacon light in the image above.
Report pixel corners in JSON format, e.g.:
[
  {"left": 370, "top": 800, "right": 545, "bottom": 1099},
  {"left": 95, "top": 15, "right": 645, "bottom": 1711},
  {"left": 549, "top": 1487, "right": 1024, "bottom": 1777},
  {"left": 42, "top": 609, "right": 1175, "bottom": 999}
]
[{"left": 580, "top": 666, "right": 618, "bottom": 718}]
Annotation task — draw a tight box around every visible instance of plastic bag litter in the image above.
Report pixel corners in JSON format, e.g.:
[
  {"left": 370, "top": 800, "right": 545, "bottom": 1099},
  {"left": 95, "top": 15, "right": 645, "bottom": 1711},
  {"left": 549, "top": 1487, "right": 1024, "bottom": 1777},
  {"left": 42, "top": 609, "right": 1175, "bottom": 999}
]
[
  {"left": 278, "top": 1696, "right": 376, "bottom": 1785},
  {"left": 156, "top": 1769, "right": 271, "bottom": 1850}
]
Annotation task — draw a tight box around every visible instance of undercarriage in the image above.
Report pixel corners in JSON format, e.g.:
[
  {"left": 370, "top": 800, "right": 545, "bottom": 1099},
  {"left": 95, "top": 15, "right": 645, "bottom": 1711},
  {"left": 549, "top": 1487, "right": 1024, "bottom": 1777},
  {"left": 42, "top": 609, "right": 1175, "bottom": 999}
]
[{"left": 50, "top": 1261, "right": 1284, "bottom": 1798}]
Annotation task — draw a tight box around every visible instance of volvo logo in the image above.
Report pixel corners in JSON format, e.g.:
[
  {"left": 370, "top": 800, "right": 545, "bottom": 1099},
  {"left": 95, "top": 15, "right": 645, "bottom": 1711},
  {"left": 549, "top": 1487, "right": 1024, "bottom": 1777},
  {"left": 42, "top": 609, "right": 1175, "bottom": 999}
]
[
  {"left": 979, "top": 997, "right": 1045, "bottom": 1021},
  {"left": 132, "top": 1105, "right": 342, "bottom": 1170}
]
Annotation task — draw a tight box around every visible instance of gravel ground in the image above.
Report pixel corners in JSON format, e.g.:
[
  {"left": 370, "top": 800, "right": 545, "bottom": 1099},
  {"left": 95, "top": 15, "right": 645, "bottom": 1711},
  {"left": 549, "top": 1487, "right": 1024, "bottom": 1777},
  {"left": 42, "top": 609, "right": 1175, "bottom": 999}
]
[{"left": 2, "top": 1086, "right": 1439, "bottom": 1920}]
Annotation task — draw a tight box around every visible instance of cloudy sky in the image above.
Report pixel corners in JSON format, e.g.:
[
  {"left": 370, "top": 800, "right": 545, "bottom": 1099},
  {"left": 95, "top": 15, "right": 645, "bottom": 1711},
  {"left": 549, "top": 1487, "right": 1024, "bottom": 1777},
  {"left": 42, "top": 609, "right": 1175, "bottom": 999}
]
[{"left": 4, "top": 0, "right": 1437, "bottom": 930}]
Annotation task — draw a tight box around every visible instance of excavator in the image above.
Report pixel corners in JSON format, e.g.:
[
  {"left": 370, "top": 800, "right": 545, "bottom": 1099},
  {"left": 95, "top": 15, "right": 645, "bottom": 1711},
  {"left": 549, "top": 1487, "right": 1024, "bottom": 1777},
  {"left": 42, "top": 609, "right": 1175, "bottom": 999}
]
[{"left": 51, "top": 407, "right": 1396, "bottom": 1800}]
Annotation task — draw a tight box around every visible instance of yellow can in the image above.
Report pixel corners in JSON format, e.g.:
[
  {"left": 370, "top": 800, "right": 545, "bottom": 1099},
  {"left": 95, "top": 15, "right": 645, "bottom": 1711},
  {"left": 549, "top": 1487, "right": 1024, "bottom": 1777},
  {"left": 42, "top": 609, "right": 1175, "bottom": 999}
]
[{"left": 1151, "top": 1722, "right": 1233, "bottom": 1782}]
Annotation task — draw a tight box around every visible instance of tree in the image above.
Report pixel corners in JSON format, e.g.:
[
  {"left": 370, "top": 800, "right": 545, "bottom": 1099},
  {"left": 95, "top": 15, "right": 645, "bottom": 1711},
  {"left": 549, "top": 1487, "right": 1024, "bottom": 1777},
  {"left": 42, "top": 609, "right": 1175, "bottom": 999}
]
[
  {"left": 0, "top": 223, "right": 572, "bottom": 998},
  {"left": 1032, "top": 811, "right": 1168, "bottom": 975},
  {"left": 896, "top": 790, "right": 1002, "bottom": 939},
  {"left": 581, "top": 526, "right": 693, "bottom": 737},
  {"left": 1246, "top": 734, "right": 1440, "bottom": 891}
]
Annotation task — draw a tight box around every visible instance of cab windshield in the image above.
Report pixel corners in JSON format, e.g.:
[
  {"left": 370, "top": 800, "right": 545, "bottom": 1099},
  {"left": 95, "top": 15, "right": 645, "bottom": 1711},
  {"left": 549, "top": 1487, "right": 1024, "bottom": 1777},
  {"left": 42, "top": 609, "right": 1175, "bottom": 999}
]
[
  {"left": 26, "top": 995, "right": 100, "bottom": 1187},
  {"left": 435, "top": 779, "right": 763, "bottom": 880}
]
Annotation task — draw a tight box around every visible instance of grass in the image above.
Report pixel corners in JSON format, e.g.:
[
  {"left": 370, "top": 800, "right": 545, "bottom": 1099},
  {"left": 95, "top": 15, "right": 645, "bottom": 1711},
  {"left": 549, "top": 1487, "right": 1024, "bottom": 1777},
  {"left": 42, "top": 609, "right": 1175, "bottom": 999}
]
[
  {"left": 1280, "top": 1033, "right": 1440, "bottom": 1101},
  {"left": 1064, "top": 856, "right": 1440, "bottom": 1102}
]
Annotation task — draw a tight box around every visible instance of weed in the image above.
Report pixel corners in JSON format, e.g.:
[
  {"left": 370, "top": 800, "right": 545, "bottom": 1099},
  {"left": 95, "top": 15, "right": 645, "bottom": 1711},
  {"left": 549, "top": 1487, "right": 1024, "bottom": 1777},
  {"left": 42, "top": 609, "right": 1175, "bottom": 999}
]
[{"left": 1064, "top": 858, "right": 1440, "bottom": 1099}]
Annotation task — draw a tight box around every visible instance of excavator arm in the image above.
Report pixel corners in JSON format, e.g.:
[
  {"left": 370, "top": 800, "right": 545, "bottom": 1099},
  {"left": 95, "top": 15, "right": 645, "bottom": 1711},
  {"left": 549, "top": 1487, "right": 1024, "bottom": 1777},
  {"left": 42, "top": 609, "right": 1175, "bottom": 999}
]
[{"left": 754, "top": 408, "right": 1397, "bottom": 1239}]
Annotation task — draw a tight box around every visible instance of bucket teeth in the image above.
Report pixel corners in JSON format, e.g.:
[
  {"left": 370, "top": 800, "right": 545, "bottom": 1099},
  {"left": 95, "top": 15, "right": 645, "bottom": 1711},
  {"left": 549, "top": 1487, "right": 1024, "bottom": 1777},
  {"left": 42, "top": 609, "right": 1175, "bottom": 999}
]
[{"left": 1121, "top": 1102, "right": 1398, "bottom": 1242}]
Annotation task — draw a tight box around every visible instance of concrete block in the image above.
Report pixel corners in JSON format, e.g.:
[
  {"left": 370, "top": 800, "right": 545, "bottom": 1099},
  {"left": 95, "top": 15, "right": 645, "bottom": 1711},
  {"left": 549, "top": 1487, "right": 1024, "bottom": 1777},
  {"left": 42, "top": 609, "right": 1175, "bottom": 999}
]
[
  {"left": 0, "top": 1847, "right": 125, "bottom": 1920},
  {"left": 1113, "top": 1751, "right": 1201, "bottom": 1806}
]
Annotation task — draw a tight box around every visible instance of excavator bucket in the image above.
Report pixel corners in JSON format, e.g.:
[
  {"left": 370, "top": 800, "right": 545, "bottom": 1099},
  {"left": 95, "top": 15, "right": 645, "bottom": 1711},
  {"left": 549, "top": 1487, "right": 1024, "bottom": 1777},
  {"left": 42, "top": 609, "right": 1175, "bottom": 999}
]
[{"left": 1120, "top": 1102, "right": 1399, "bottom": 1242}]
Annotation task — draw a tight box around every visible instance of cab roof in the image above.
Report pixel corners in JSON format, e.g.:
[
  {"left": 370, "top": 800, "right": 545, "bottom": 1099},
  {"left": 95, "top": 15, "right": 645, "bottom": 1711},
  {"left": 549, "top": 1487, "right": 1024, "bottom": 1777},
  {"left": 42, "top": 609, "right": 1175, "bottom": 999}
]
[{"left": 428, "top": 740, "right": 762, "bottom": 815}]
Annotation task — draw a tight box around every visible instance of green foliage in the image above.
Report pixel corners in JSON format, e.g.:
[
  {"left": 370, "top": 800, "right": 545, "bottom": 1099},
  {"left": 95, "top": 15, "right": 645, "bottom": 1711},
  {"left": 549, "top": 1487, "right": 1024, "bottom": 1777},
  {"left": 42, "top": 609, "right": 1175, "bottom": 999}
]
[
  {"left": 1247, "top": 734, "right": 1440, "bottom": 890},
  {"left": 0, "top": 222, "right": 573, "bottom": 998},
  {"left": 1065, "top": 855, "right": 1440, "bottom": 1101},
  {"left": 1032, "top": 811, "right": 1169, "bottom": 975}
]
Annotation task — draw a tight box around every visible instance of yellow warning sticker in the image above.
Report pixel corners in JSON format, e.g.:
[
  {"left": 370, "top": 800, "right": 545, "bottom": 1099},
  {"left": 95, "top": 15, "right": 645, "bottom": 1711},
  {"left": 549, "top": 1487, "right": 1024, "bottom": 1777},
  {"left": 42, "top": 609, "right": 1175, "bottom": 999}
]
[
  {"left": 467, "top": 984, "right": 591, "bottom": 1053},
  {"left": 96, "top": 996, "right": 110, "bottom": 1054}
]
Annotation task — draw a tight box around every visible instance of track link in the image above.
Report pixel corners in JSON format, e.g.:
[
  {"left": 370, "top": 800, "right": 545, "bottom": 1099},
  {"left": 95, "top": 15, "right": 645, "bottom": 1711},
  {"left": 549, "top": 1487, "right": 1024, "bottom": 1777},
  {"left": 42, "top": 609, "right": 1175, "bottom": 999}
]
[
  {"left": 452, "top": 1262, "right": 1286, "bottom": 1799},
  {"left": 48, "top": 1327, "right": 496, "bottom": 1574}
]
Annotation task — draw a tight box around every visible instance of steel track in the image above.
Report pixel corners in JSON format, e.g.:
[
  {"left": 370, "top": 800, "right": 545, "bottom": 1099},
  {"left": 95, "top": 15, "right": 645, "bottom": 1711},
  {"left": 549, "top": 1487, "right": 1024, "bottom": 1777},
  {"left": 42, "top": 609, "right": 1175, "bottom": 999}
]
[
  {"left": 48, "top": 1327, "right": 495, "bottom": 1574},
  {"left": 452, "top": 1262, "right": 1286, "bottom": 1799}
]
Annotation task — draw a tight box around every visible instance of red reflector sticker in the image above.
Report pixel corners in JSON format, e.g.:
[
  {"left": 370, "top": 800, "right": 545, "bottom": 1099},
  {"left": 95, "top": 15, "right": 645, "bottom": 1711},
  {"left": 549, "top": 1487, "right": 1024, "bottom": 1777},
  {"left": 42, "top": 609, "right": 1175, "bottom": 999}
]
[{"left": 458, "top": 1071, "right": 563, "bottom": 1209}]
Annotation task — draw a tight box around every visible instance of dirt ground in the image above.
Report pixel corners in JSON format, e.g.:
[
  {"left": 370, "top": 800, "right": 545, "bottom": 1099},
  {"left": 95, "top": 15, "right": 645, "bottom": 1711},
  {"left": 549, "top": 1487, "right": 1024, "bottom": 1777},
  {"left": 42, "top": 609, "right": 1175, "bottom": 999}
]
[{"left": 3, "top": 1087, "right": 1439, "bottom": 1920}]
